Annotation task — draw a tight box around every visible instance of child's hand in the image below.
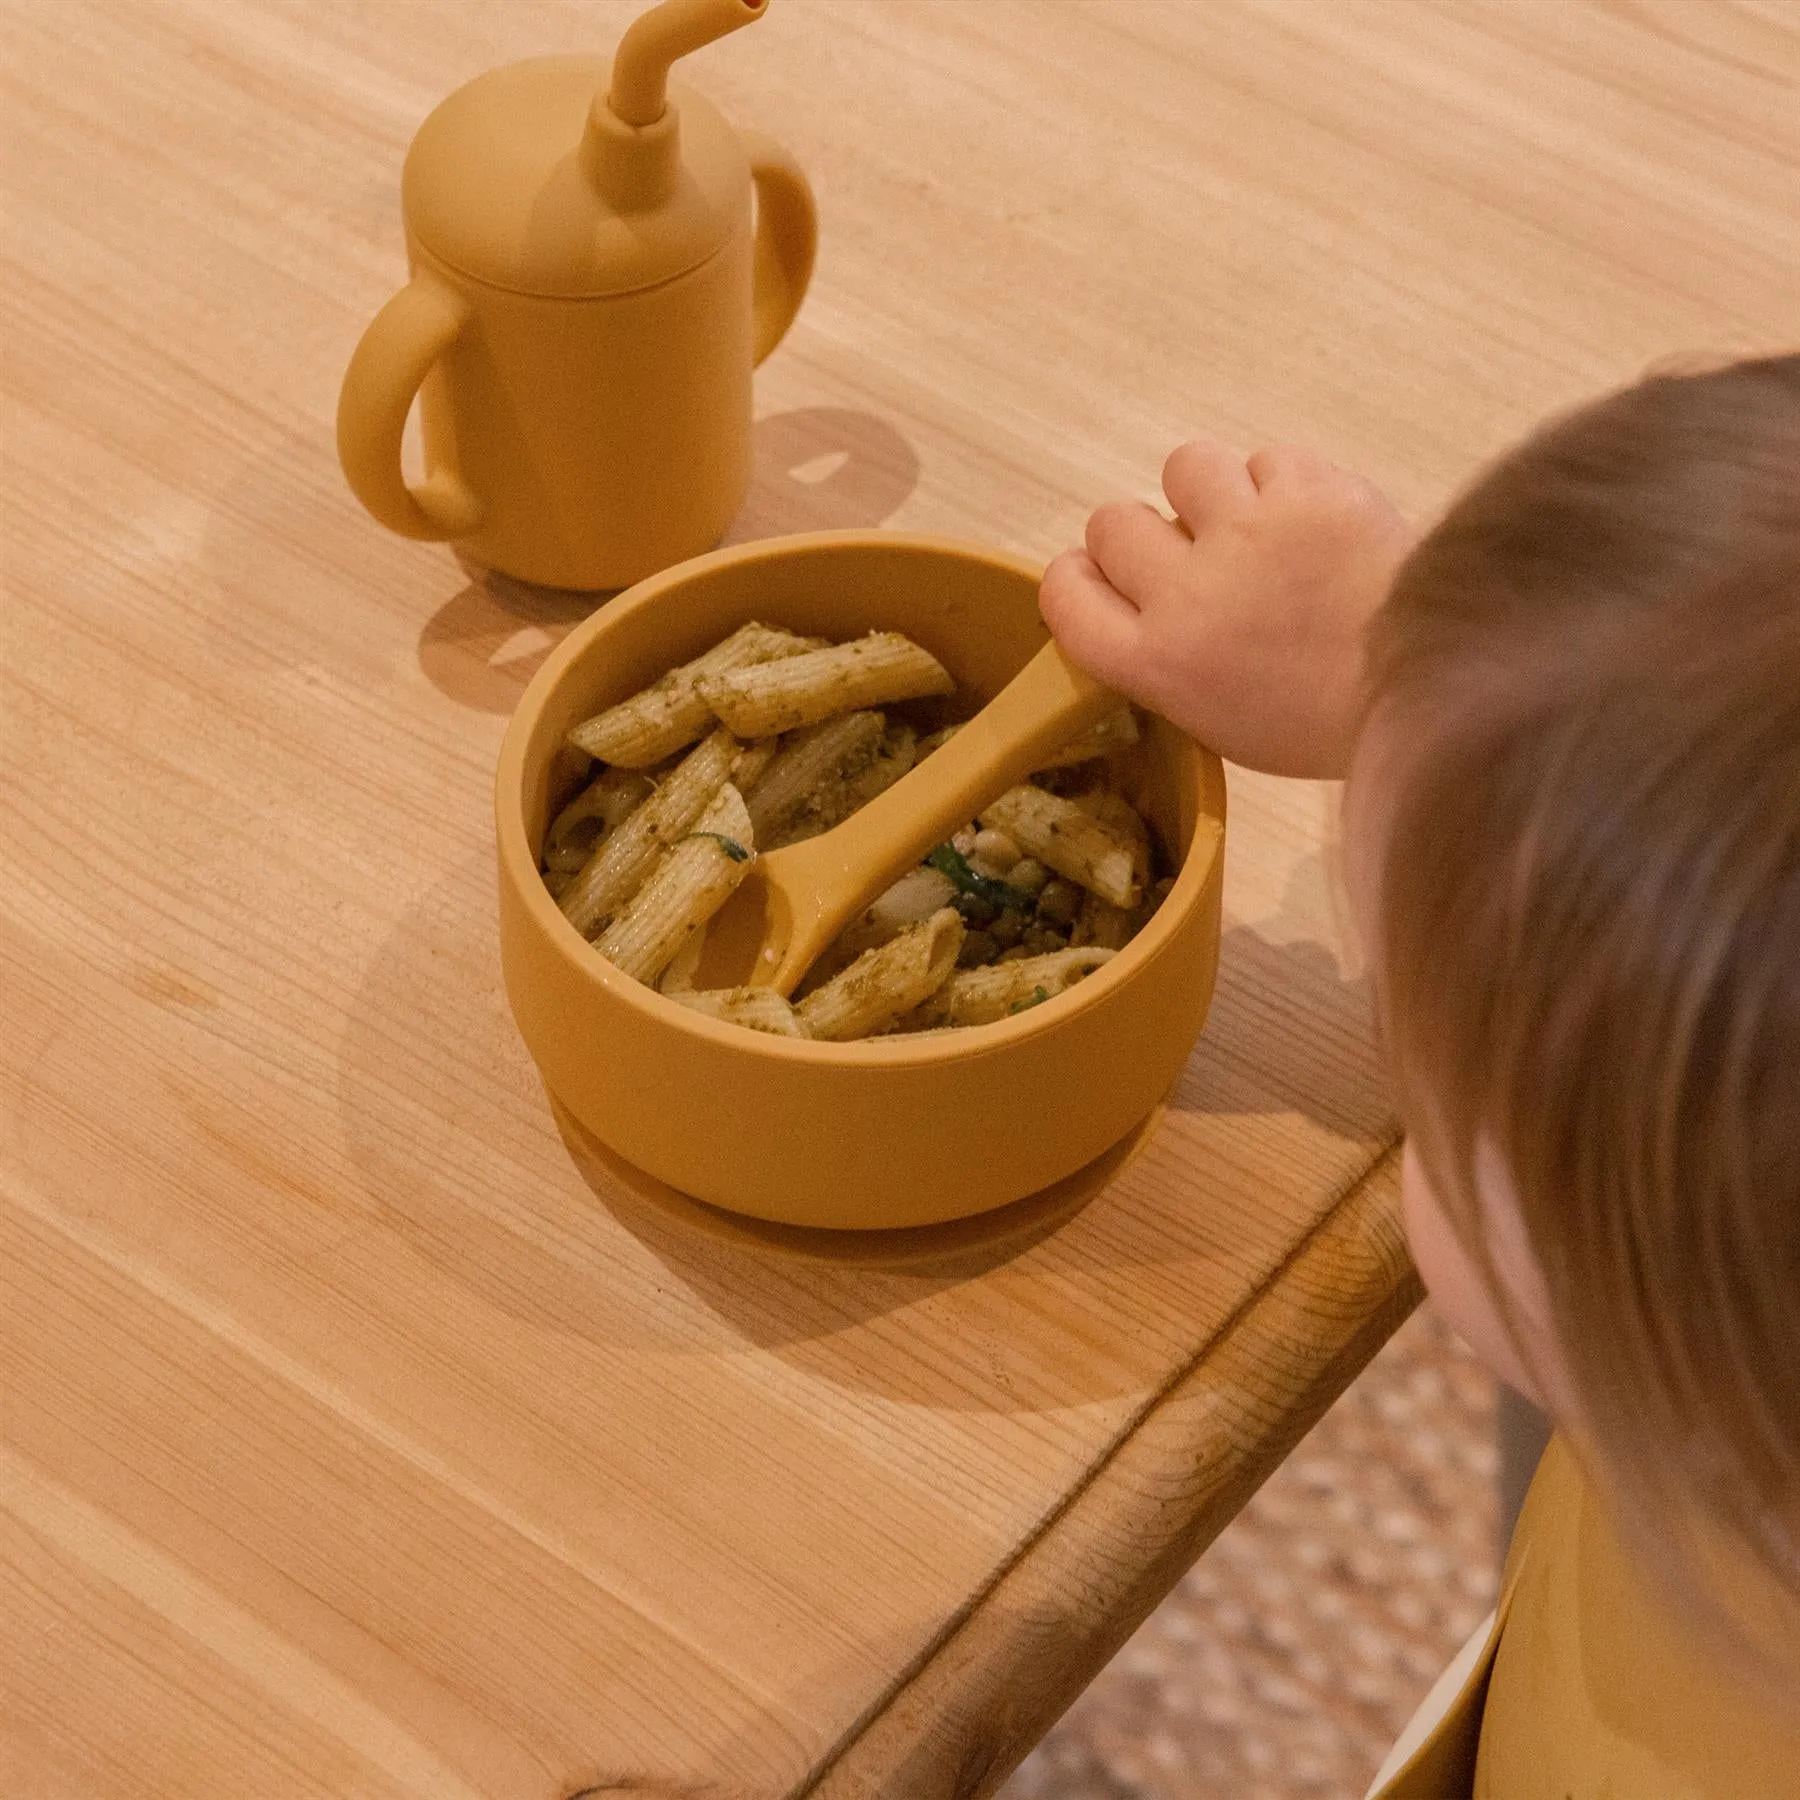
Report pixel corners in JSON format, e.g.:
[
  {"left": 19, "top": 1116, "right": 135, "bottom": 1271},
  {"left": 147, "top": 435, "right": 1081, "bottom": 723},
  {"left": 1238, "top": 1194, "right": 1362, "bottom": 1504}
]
[{"left": 1039, "top": 441, "right": 1414, "bottom": 778}]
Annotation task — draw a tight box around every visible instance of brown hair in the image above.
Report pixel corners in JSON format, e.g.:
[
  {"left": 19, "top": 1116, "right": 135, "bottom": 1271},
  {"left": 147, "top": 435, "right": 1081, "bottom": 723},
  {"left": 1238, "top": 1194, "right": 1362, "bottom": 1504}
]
[{"left": 1364, "top": 355, "right": 1800, "bottom": 1669}]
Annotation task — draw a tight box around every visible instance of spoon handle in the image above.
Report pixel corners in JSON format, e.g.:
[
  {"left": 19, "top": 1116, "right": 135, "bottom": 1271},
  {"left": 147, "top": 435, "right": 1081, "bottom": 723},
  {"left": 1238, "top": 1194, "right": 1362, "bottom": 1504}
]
[{"left": 780, "top": 641, "right": 1120, "bottom": 951}]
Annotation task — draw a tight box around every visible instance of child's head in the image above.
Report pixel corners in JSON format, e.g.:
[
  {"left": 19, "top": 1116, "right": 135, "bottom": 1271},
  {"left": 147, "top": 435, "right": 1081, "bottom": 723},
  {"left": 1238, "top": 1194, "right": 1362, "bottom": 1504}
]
[{"left": 1345, "top": 355, "right": 1800, "bottom": 1661}]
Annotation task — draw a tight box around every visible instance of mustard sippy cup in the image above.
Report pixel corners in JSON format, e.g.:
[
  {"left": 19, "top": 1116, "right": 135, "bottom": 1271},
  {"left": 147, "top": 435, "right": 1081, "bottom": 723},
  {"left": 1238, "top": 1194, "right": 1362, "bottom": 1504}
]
[{"left": 336, "top": 0, "right": 817, "bottom": 591}]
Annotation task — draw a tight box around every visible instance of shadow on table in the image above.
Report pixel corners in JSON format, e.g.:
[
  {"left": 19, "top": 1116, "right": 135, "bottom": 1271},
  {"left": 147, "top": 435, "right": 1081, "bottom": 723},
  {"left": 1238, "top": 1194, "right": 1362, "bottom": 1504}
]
[
  {"left": 410, "top": 406, "right": 923, "bottom": 715},
  {"left": 335, "top": 841, "right": 1384, "bottom": 1409},
  {"left": 1171, "top": 925, "right": 1388, "bottom": 1142},
  {"left": 333, "top": 847, "right": 1143, "bottom": 1407},
  {"left": 721, "top": 405, "right": 921, "bottom": 544}
]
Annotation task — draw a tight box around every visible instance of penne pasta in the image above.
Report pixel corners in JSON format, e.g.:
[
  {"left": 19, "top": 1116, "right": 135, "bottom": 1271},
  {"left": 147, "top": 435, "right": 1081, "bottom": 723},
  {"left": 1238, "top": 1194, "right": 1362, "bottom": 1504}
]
[
  {"left": 978, "top": 784, "right": 1144, "bottom": 910},
  {"left": 595, "top": 783, "right": 755, "bottom": 984},
  {"left": 796, "top": 863, "right": 957, "bottom": 994},
  {"left": 901, "top": 946, "right": 1116, "bottom": 1031},
  {"left": 1034, "top": 705, "right": 1142, "bottom": 771},
  {"left": 774, "top": 722, "right": 919, "bottom": 849},
  {"left": 567, "top": 622, "right": 823, "bottom": 767},
  {"left": 665, "top": 986, "right": 810, "bottom": 1038},
  {"left": 834, "top": 722, "right": 917, "bottom": 814},
  {"left": 796, "top": 907, "right": 964, "bottom": 1042},
  {"left": 543, "top": 840, "right": 594, "bottom": 876},
  {"left": 1074, "top": 787, "right": 1154, "bottom": 893},
  {"left": 730, "top": 736, "right": 782, "bottom": 796},
  {"left": 546, "top": 766, "right": 653, "bottom": 855},
  {"left": 558, "top": 728, "right": 738, "bottom": 937},
  {"left": 539, "top": 621, "right": 1179, "bottom": 1039},
  {"left": 657, "top": 930, "right": 706, "bottom": 994},
  {"left": 697, "top": 632, "right": 954, "bottom": 738},
  {"left": 744, "top": 710, "right": 885, "bottom": 845}
]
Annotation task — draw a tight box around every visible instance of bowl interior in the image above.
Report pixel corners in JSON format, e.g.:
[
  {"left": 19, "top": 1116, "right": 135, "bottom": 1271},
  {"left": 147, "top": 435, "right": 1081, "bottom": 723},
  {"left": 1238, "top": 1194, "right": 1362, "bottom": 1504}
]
[
  {"left": 518, "top": 534, "right": 1198, "bottom": 905},
  {"left": 495, "top": 533, "right": 1226, "bottom": 1224}
]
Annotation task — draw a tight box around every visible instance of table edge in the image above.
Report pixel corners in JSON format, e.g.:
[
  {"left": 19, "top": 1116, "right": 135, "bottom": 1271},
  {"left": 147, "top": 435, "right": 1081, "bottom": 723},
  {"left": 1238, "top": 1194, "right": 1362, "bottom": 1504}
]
[{"left": 804, "top": 1135, "right": 1417, "bottom": 1799}]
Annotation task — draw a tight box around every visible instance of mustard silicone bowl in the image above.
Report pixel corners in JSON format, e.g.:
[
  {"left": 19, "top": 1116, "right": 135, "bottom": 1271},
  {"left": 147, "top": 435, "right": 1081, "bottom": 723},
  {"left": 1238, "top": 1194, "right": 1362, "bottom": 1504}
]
[{"left": 495, "top": 531, "right": 1226, "bottom": 1231}]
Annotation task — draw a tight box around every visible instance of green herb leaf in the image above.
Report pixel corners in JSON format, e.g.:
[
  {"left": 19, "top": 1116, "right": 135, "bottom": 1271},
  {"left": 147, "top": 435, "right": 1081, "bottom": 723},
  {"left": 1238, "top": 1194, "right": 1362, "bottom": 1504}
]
[
  {"left": 926, "top": 843, "right": 1034, "bottom": 913},
  {"left": 1010, "top": 984, "right": 1052, "bottom": 1015},
  {"left": 685, "top": 831, "right": 751, "bottom": 862}
]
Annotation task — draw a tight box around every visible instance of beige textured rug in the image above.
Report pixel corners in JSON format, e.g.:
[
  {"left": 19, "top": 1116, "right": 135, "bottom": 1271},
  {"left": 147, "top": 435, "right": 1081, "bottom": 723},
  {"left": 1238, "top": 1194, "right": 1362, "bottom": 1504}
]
[{"left": 1002, "top": 1305, "right": 1499, "bottom": 1800}]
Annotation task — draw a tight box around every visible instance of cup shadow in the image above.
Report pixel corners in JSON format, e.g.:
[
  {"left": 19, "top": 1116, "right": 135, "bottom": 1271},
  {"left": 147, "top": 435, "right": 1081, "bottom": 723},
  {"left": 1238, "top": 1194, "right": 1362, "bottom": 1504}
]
[
  {"left": 723, "top": 405, "right": 921, "bottom": 543},
  {"left": 412, "top": 406, "right": 923, "bottom": 714},
  {"left": 417, "top": 558, "right": 600, "bottom": 714}
]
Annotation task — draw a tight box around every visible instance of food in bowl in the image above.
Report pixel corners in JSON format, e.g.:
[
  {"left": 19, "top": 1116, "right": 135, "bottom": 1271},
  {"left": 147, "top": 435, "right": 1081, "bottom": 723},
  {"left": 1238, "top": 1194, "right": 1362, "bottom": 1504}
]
[
  {"left": 539, "top": 622, "right": 1174, "bottom": 1040},
  {"left": 497, "top": 532, "right": 1224, "bottom": 1229}
]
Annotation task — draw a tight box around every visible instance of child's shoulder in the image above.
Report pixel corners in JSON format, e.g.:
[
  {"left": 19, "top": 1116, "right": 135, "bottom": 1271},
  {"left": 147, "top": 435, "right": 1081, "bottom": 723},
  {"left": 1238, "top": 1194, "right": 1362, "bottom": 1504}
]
[
  {"left": 1475, "top": 1436, "right": 1800, "bottom": 1799},
  {"left": 1370, "top": 1437, "right": 1800, "bottom": 1799}
]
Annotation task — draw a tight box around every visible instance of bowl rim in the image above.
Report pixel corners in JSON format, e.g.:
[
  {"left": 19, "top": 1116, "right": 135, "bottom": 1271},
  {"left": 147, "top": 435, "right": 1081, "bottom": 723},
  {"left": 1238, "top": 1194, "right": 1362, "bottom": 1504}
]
[{"left": 495, "top": 529, "right": 1225, "bottom": 1068}]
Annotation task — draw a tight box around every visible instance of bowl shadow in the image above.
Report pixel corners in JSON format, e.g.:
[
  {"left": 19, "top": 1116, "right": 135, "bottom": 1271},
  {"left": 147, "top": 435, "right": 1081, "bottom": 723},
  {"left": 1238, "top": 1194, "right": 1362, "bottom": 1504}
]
[
  {"left": 547, "top": 1088, "right": 1164, "bottom": 1275},
  {"left": 335, "top": 841, "right": 1387, "bottom": 1413},
  {"left": 333, "top": 841, "right": 1157, "bottom": 1405}
]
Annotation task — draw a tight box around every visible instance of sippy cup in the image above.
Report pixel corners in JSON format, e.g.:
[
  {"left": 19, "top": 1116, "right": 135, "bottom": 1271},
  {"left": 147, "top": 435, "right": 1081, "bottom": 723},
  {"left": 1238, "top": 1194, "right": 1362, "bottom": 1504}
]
[{"left": 336, "top": 0, "right": 817, "bottom": 591}]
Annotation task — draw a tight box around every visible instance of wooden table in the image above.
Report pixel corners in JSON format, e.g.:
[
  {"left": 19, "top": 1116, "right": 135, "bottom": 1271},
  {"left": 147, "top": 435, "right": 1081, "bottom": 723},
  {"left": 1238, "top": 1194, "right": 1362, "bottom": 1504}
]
[{"left": 3, "top": 3, "right": 1793, "bottom": 1794}]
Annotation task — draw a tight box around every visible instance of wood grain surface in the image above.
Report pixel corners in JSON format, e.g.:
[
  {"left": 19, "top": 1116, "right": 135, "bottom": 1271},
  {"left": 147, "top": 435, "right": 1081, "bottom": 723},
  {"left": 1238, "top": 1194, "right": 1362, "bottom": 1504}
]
[{"left": 3, "top": 2, "right": 1795, "bottom": 1796}]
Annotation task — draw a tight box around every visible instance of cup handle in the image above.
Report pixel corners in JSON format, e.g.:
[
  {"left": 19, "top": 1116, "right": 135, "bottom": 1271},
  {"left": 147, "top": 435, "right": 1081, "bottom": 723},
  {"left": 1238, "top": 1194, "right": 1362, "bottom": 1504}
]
[
  {"left": 336, "top": 271, "right": 486, "bottom": 540},
  {"left": 741, "top": 131, "right": 817, "bottom": 367}
]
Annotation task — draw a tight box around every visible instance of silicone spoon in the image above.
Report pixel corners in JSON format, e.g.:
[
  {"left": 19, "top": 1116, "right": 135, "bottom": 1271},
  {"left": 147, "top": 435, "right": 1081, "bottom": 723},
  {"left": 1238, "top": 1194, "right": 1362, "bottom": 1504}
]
[{"left": 696, "top": 641, "right": 1119, "bottom": 995}]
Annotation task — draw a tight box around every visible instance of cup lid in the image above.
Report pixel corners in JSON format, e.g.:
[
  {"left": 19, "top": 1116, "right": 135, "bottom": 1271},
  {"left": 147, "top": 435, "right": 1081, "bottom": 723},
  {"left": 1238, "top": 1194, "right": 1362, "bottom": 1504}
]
[{"left": 401, "top": 55, "right": 749, "bottom": 298}]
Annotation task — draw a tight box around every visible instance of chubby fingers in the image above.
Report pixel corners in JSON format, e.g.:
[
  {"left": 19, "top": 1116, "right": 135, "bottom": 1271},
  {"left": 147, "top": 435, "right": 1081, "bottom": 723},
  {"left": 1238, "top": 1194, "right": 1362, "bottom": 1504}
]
[
  {"left": 1038, "top": 548, "right": 1154, "bottom": 698},
  {"left": 1085, "top": 500, "right": 1190, "bottom": 600},
  {"left": 1162, "top": 438, "right": 1255, "bottom": 531},
  {"left": 1245, "top": 441, "right": 1338, "bottom": 492}
]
